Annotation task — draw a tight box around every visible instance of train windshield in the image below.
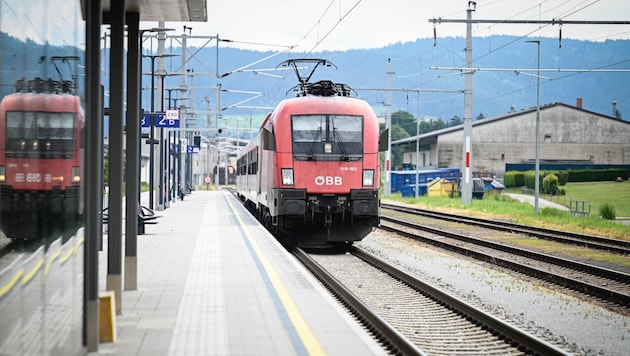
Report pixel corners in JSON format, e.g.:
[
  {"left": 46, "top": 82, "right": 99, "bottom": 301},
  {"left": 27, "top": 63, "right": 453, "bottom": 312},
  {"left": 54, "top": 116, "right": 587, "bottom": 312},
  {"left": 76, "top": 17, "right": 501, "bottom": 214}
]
[
  {"left": 292, "top": 114, "right": 363, "bottom": 161},
  {"left": 5, "top": 111, "right": 76, "bottom": 158}
]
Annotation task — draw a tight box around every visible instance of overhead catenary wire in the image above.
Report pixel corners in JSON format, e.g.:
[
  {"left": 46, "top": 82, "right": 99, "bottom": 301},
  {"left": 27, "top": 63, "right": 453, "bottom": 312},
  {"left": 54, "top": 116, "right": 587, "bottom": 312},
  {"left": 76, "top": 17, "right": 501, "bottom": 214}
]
[{"left": 421, "top": 0, "right": 630, "bottom": 119}]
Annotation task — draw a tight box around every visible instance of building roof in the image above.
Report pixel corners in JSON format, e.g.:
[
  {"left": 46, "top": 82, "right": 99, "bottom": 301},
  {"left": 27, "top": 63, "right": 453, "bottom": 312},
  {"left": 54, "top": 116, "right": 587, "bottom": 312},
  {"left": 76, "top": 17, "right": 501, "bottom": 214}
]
[{"left": 392, "top": 102, "right": 629, "bottom": 147}]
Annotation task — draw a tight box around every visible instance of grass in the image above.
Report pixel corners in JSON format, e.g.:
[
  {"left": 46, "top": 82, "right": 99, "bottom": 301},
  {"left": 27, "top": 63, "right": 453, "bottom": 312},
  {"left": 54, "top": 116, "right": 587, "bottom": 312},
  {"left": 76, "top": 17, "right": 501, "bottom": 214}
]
[
  {"left": 383, "top": 185, "right": 630, "bottom": 267},
  {"left": 383, "top": 183, "right": 630, "bottom": 241},
  {"left": 549, "top": 181, "right": 630, "bottom": 218}
]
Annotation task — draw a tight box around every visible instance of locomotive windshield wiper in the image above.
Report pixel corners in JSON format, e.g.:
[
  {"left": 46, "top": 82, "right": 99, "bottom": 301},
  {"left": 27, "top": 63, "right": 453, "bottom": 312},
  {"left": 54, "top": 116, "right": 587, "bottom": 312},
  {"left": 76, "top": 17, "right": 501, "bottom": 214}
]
[
  {"left": 332, "top": 127, "right": 348, "bottom": 161},
  {"left": 307, "top": 126, "right": 322, "bottom": 160}
]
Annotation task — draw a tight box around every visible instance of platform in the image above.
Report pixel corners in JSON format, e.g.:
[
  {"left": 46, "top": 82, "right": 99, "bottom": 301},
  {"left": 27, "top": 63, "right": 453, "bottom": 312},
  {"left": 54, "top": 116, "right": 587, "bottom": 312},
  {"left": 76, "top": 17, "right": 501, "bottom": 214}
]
[{"left": 90, "top": 190, "right": 385, "bottom": 355}]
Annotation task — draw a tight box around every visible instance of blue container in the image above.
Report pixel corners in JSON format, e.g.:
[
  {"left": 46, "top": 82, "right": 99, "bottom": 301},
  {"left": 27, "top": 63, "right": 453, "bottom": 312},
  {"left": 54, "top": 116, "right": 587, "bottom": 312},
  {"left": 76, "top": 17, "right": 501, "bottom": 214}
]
[
  {"left": 391, "top": 168, "right": 460, "bottom": 193},
  {"left": 401, "top": 184, "right": 428, "bottom": 197}
]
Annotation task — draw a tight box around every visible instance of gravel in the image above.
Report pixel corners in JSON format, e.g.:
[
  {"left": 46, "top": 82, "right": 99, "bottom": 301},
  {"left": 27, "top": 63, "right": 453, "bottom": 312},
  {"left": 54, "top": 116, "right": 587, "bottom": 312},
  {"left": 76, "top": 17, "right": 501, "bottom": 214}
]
[{"left": 356, "top": 230, "right": 630, "bottom": 356}]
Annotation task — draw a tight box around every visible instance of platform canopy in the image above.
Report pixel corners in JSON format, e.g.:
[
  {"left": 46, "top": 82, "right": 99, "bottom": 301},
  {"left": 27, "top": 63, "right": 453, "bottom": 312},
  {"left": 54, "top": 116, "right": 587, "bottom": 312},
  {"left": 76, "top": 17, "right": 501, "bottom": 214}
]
[{"left": 82, "top": 0, "right": 207, "bottom": 22}]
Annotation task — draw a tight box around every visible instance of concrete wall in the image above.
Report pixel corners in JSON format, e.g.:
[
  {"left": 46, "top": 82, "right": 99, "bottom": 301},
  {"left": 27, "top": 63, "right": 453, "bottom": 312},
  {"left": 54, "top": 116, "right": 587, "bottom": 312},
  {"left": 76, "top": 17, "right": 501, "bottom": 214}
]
[{"left": 434, "top": 104, "right": 630, "bottom": 174}]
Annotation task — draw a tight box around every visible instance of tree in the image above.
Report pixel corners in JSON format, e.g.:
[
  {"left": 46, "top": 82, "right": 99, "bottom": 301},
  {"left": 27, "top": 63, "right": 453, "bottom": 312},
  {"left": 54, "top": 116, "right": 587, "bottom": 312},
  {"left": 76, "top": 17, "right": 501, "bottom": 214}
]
[
  {"left": 449, "top": 116, "right": 462, "bottom": 126},
  {"left": 390, "top": 125, "right": 410, "bottom": 170},
  {"left": 379, "top": 121, "right": 410, "bottom": 170},
  {"left": 391, "top": 110, "right": 417, "bottom": 137},
  {"left": 476, "top": 113, "right": 486, "bottom": 121}
]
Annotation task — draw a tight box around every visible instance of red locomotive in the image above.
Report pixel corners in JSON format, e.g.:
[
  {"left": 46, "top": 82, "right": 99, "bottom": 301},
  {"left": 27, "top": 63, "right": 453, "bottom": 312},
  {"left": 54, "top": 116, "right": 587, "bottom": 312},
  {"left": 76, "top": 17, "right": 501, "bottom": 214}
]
[
  {"left": 236, "top": 59, "right": 387, "bottom": 244},
  {"left": 0, "top": 78, "right": 83, "bottom": 240}
]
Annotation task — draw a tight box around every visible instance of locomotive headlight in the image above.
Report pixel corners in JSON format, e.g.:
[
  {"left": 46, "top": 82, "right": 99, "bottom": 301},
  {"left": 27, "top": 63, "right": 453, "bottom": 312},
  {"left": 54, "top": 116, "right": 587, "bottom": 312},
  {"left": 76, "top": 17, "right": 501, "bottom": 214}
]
[
  {"left": 72, "top": 166, "right": 81, "bottom": 183},
  {"left": 0, "top": 166, "right": 5, "bottom": 183},
  {"left": 363, "top": 169, "right": 374, "bottom": 187},
  {"left": 281, "top": 168, "right": 294, "bottom": 185}
]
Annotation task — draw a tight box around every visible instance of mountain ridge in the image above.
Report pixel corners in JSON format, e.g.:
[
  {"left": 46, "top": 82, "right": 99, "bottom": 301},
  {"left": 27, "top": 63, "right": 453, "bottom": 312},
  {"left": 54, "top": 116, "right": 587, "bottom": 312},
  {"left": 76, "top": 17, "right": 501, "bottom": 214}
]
[{"left": 2, "top": 33, "right": 628, "bottom": 127}]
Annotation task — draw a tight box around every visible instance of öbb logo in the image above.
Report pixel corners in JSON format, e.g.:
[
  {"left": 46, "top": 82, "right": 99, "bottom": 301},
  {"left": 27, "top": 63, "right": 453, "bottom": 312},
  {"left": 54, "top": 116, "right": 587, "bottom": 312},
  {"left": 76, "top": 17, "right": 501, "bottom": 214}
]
[{"left": 315, "top": 176, "right": 342, "bottom": 186}]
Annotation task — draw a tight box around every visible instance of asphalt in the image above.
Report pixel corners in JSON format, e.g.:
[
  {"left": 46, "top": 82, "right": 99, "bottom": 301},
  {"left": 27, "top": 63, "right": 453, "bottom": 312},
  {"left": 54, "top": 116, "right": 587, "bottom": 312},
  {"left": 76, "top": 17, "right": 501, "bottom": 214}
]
[{"left": 504, "top": 193, "right": 570, "bottom": 211}]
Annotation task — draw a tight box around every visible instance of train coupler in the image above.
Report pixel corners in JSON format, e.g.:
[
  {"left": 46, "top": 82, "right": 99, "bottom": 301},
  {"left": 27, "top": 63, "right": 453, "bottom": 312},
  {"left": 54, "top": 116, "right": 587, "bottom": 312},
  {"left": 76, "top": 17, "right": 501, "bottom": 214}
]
[{"left": 324, "top": 205, "right": 332, "bottom": 227}]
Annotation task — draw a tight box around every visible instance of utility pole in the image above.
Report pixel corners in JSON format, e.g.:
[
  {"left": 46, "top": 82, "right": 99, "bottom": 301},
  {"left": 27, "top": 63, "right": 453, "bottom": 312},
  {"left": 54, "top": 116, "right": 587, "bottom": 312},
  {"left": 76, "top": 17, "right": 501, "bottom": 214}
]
[
  {"left": 527, "top": 40, "right": 541, "bottom": 214},
  {"left": 384, "top": 59, "right": 393, "bottom": 196},
  {"left": 429, "top": 3, "right": 630, "bottom": 207},
  {"left": 461, "top": 1, "right": 475, "bottom": 205},
  {"left": 355, "top": 86, "right": 462, "bottom": 198}
]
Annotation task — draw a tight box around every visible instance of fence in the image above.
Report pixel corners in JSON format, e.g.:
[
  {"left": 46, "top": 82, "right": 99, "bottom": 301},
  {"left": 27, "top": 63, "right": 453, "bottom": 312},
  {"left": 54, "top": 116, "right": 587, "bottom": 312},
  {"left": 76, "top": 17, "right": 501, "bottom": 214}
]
[{"left": 570, "top": 200, "right": 591, "bottom": 217}]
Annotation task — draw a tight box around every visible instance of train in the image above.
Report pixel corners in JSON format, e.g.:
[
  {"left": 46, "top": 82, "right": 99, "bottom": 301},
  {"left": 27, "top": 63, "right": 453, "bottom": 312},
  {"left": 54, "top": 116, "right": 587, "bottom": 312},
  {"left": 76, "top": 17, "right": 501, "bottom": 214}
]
[
  {"left": 212, "top": 165, "right": 236, "bottom": 185},
  {"left": 0, "top": 78, "right": 83, "bottom": 240},
  {"left": 235, "top": 59, "right": 387, "bottom": 244}
]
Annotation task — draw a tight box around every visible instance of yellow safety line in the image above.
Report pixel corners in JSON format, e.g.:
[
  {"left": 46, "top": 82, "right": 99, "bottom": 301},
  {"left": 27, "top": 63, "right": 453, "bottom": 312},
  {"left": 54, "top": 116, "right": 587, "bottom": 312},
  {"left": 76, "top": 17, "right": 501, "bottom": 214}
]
[
  {"left": 60, "top": 244, "right": 77, "bottom": 264},
  {"left": 226, "top": 195, "right": 326, "bottom": 356},
  {"left": 22, "top": 259, "right": 45, "bottom": 284},
  {"left": 44, "top": 249, "right": 61, "bottom": 278},
  {"left": 1, "top": 234, "right": 84, "bottom": 297},
  {"left": 0, "top": 268, "right": 23, "bottom": 298}
]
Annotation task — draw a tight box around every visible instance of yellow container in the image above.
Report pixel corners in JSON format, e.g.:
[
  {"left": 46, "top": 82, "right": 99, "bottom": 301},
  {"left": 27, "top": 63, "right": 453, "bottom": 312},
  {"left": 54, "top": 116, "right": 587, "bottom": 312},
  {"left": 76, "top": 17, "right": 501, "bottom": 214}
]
[{"left": 428, "top": 179, "right": 458, "bottom": 197}]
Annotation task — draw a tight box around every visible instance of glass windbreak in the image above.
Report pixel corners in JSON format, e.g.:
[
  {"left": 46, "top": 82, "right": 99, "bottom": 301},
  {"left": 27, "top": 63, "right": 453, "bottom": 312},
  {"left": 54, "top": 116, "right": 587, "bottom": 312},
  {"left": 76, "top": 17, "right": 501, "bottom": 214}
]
[
  {"left": 6, "top": 111, "right": 76, "bottom": 158},
  {"left": 292, "top": 114, "right": 363, "bottom": 160}
]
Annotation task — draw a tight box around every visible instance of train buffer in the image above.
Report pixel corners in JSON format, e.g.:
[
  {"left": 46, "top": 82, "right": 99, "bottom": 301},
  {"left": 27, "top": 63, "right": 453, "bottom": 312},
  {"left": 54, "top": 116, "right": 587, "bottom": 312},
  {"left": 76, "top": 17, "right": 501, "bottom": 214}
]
[{"left": 102, "top": 205, "right": 160, "bottom": 235}]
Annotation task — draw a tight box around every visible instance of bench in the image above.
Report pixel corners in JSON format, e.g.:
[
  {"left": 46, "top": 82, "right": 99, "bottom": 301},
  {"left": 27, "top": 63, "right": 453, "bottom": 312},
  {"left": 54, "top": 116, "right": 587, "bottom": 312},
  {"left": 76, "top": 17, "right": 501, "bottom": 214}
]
[
  {"left": 136, "top": 205, "right": 159, "bottom": 234},
  {"left": 102, "top": 205, "right": 159, "bottom": 235}
]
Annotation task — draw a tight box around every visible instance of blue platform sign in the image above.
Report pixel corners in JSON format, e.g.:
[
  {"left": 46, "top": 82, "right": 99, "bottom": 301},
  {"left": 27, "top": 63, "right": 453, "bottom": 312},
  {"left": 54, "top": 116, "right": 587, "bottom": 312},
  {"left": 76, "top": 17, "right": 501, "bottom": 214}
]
[
  {"left": 156, "top": 117, "right": 180, "bottom": 128},
  {"left": 141, "top": 112, "right": 164, "bottom": 128},
  {"left": 157, "top": 110, "right": 180, "bottom": 128},
  {"left": 141, "top": 112, "right": 180, "bottom": 128},
  {"left": 186, "top": 145, "right": 199, "bottom": 154}
]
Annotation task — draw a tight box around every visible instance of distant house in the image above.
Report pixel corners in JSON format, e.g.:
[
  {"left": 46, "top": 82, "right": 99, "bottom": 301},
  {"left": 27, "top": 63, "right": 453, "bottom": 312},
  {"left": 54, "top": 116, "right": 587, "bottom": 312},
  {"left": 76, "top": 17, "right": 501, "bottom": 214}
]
[{"left": 392, "top": 100, "right": 630, "bottom": 175}]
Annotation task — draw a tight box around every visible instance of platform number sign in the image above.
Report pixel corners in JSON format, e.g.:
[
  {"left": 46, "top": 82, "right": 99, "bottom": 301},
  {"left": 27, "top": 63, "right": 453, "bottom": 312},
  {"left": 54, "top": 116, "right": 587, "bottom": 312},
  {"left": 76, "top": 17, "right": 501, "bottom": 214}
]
[
  {"left": 141, "top": 112, "right": 163, "bottom": 128},
  {"left": 142, "top": 111, "right": 180, "bottom": 128}
]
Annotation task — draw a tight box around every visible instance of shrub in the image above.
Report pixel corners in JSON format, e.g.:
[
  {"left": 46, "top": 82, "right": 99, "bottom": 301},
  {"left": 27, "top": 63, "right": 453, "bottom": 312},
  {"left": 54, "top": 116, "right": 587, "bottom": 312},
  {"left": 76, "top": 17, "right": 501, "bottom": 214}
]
[
  {"left": 524, "top": 170, "right": 542, "bottom": 189},
  {"left": 599, "top": 203, "right": 616, "bottom": 220},
  {"left": 542, "top": 173, "right": 559, "bottom": 195},
  {"left": 568, "top": 169, "right": 630, "bottom": 182},
  {"left": 555, "top": 171, "right": 569, "bottom": 186},
  {"left": 503, "top": 171, "right": 524, "bottom": 187}
]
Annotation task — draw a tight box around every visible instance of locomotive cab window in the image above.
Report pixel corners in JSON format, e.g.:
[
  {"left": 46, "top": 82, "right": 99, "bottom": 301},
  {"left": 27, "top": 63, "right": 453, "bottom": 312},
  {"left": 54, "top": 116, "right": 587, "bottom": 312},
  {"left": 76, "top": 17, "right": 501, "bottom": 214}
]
[
  {"left": 6, "top": 111, "right": 75, "bottom": 158},
  {"left": 291, "top": 114, "right": 363, "bottom": 160}
]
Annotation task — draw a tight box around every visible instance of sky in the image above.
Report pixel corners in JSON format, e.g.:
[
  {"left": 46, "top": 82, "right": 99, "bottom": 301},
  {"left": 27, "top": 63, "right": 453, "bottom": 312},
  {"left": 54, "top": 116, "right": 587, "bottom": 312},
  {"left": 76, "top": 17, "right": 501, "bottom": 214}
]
[
  {"left": 2, "top": 0, "right": 628, "bottom": 51},
  {"left": 1, "top": 0, "right": 84, "bottom": 46},
  {"left": 141, "top": 0, "right": 630, "bottom": 52}
]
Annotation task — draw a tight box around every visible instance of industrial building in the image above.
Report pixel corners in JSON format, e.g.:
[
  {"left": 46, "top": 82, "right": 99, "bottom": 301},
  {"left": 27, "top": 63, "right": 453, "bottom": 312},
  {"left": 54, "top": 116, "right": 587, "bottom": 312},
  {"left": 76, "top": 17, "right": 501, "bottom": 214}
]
[{"left": 394, "top": 99, "right": 630, "bottom": 175}]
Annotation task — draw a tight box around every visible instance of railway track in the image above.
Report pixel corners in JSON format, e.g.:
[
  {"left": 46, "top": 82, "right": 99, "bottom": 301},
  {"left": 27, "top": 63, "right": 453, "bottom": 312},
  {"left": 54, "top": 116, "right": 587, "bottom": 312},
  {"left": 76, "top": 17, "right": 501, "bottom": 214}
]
[
  {"left": 294, "top": 246, "right": 570, "bottom": 355},
  {"left": 382, "top": 203, "right": 630, "bottom": 255},
  {"left": 379, "top": 215, "right": 630, "bottom": 312}
]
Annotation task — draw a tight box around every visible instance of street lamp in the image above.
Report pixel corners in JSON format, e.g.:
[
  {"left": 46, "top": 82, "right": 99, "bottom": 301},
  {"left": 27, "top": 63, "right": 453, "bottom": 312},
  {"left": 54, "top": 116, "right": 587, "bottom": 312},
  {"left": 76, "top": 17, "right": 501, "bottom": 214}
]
[
  {"left": 168, "top": 95, "right": 189, "bottom": 200},
  {"left": 526, "top": 40, "right": 541, "bottom": 214},
  {"left": 138, "top": 27, "right": 174, "bottom": 206},
  {"left": 156, "top": 71, "right": 182, "bottom": 209},
  {"left": 142, "top": 52, "right": 178, "bottom": 209}
]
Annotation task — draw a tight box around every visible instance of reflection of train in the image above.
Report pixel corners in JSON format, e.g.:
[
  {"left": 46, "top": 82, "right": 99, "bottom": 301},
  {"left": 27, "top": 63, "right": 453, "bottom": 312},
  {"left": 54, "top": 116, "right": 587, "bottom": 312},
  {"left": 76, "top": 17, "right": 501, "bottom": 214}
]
[
  {"left": 236, "top": 59, "right": 387, "bottom": 244},
  {"left": 0, "top": 78, "right": 83, "bottom": 240}
]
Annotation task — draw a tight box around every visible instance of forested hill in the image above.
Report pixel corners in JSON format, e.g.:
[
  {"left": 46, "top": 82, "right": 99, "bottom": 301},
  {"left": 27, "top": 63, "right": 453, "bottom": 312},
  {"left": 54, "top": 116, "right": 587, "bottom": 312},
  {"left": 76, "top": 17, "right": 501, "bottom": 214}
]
[
  {"left": 212, "top": 36, "right": 630, "bottom": 122},
  {"left": 2, "top": 32, "right": 629, "bottom": 123}
]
